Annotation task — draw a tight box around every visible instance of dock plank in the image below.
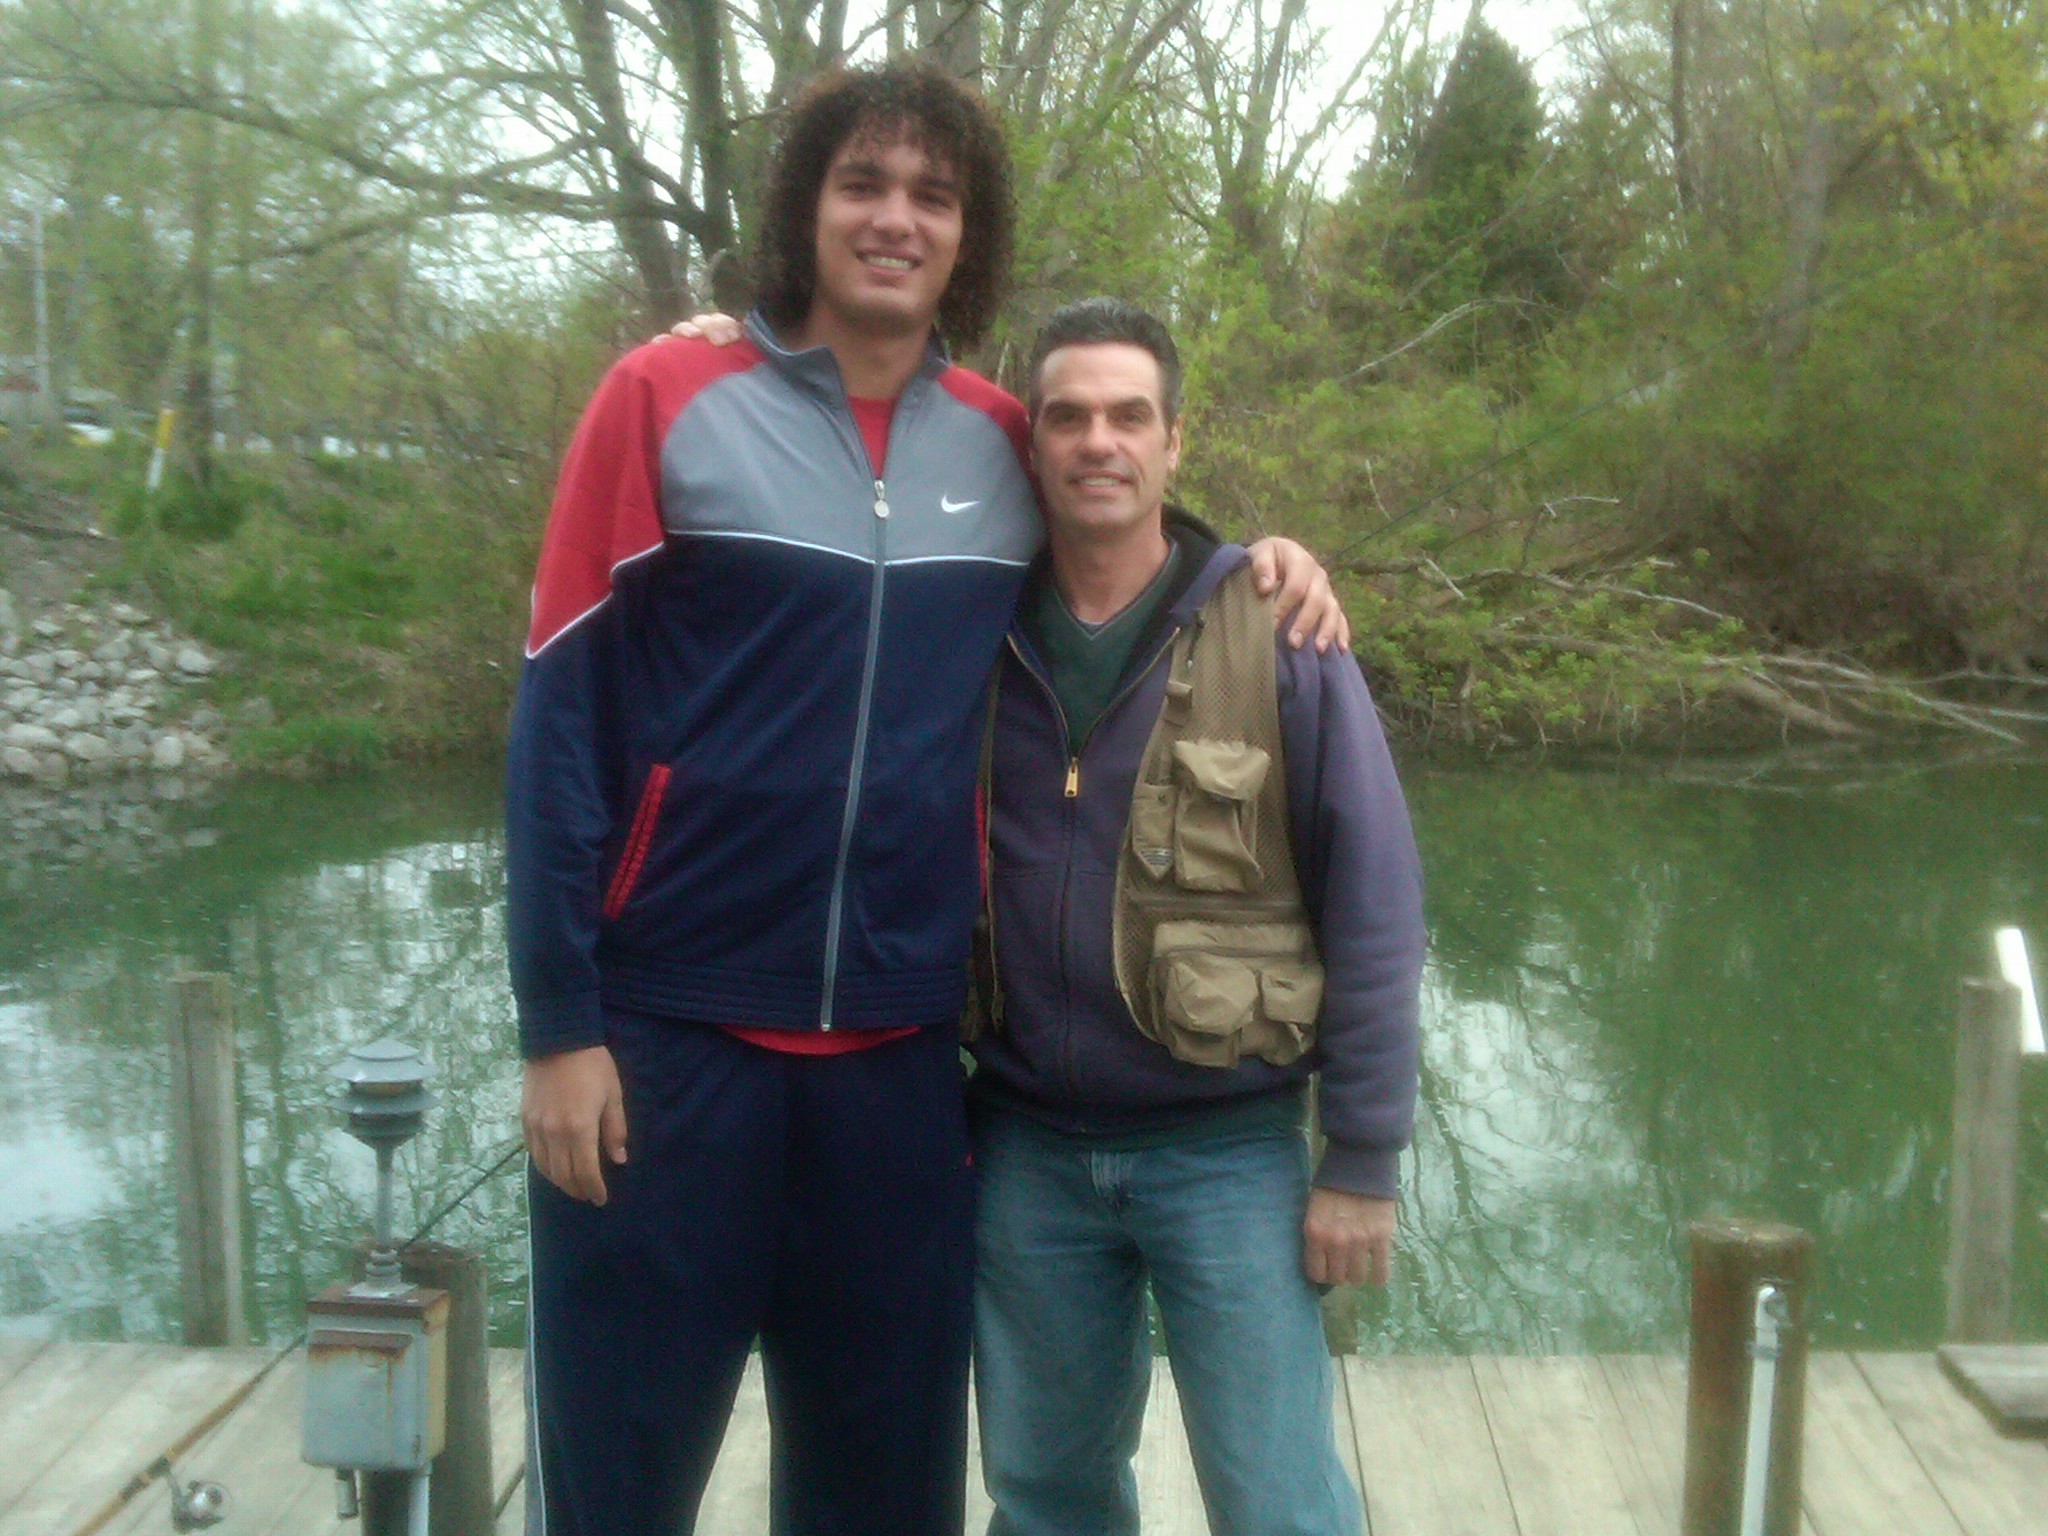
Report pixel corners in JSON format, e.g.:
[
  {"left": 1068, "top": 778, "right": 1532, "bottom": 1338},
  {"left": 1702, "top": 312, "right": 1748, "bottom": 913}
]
[
  {"left": 28, "top": 1345, "right": 2041, "bottom": 1536},
  {"left": 693, "top": 1356, "right": 771, "bottom": 1532},
  {"left": 1137, "top": 1359, "right": 1209, "bottom": 1536},
  {"left": 1345, "top": 1356, "right": 1517, "bottom": 1536},
  {"left": 1586, "top": 1356, "right": 1684, "bottom": 1535},
  {"left": 96, "top": 1354, "right": 301, "bottom": 1535},
  {"left": 1327, "top": 1355, "right": 1364, "bottom": 1521},
  {"left": 0, "top": 1337, "right": 48, "bottom": 1392},
  {"left": 1472, "top": 1355, "right": 1641, "bottom": 1536},
  {"left": 3, "top": 1345, "right": 267, "bottom": 1536},
  {"left": 1936, "top": 1343, "right": 2048, "bottom": 1437},
  {"left": 486, "top": 1347, "right": 526, "bottom": 1521},
  {"left": 0, "top": 1344, "right": 198, "bottom": 1522},
  {"left": 1853, "top": 1352, "right": 2048, "bottom": 1536},
  {"left": 965, "top": 1373, "right": 994, "bottom": 1535},
  {"left": 1801, "top": 1352, "right": 1965, "bottom": 1536}
]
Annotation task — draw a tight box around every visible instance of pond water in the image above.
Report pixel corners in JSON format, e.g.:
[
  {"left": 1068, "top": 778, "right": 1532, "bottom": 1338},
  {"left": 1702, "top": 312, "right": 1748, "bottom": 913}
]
[{"left": 2, "top": 754, "right": 2044, "bottom": 1354}]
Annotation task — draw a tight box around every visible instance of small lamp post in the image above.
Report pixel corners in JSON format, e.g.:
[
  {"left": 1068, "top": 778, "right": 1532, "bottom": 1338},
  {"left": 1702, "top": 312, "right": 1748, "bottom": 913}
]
[
  {"left": 302, "top": 1040, "right": 449, "bottom": 1536},
  {"left": 335, "top": 1039, "right": 436, "bottom": 1293}
]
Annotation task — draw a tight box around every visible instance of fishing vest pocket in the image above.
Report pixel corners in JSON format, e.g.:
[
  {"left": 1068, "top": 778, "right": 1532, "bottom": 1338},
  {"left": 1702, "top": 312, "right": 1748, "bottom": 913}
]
[
  {"left": 1151, "top": 919, "right": 1324, "bottom": 1068},
  {"left": 1165, "top": 740, "right": 1269, "bottom": 891}
]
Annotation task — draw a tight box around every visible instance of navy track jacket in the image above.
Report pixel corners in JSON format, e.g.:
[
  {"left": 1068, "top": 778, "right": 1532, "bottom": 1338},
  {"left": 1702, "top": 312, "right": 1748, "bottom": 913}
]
[
  {"left": 506, "top": 314, "right": 1043, "bottom": 1058},
  {"left": 971, "top": 533, "right": 1426, "bottom": 1196}
]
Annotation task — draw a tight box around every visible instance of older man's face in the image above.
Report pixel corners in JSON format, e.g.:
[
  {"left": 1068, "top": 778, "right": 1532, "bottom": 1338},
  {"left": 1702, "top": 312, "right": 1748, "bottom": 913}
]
[{"left": 1031, "top": 343, "right": 1182, "bottom": 542}]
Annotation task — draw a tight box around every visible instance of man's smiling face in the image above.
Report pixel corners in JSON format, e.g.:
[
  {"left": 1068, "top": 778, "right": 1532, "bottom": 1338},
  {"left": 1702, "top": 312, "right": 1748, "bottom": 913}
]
[
  {"left": 1031, "top": 342, "right": 1183, "bottom": 543},
  {"left": 807, "top": 130, "right": 964, "bottom": 344}
]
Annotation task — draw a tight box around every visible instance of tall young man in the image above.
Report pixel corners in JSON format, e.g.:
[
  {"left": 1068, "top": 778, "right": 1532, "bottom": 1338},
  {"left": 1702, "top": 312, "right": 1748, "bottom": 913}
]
[
  {"left": 967, "top": 299, "right": 1425, "bottom": 1536},
  {"left": 507, "top": 65, "right": 1342, "bottom": 1536}
]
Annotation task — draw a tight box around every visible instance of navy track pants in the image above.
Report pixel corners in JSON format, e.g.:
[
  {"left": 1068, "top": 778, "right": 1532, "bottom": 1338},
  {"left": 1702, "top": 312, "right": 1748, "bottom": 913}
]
[{"left": 524, "top": 1010, "right": 976, "bottom": 1536}]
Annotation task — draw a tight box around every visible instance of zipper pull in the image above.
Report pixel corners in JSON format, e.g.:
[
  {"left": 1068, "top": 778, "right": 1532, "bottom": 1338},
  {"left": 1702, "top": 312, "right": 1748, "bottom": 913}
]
[
  {"left": 1064, "top": 759, "right": 1079, "bottom": 798},
  {"left": 873, "top": 478, "right": 890, "bottom": 519}
]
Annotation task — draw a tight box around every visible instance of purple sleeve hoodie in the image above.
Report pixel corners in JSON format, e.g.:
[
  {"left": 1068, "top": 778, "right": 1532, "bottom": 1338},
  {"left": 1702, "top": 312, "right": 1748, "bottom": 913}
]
[
  {"left": 1273, "top": 575, "right": 1427, "bottom": 1194},
  {"left": 973, "top": 533, "right": 1425, "bottom": 1198}
]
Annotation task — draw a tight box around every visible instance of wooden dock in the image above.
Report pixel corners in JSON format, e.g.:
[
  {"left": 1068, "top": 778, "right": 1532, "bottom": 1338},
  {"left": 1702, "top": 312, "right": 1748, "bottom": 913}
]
[{"left": 3, "top": 1338, "right": 2045, "bottom": 1535}]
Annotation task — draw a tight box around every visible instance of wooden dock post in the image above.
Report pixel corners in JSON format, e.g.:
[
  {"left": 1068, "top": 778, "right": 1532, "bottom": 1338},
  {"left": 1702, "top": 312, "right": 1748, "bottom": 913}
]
[
  {"left": 1945, "top": 976, "right": 2023, "bottom": 1342},
  {"left": 410, "top": 1242, "right": 492, "bottom": 1536},
  {"left": 354, "top": 1239, "right": 494, "bottom": 1535},
  {"left": 169, "top": 972, "right": 247, "bottom": 1346},
  {"left": 1681, "top": 1218, "right": 1812, "bottom": 1536}
]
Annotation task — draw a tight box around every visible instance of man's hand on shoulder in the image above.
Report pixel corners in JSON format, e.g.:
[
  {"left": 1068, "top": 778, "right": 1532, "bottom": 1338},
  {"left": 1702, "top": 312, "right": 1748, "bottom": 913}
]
[
  {"left": 522, "top": 1045, "right": 628, "bottom": 1206},
  {"left": 1302, "top": 1188, "right": 1395, "bottom": 1287},
  {"left": 658, "top": 311, "right": 744, "bottom": 347},
  {"left": 1246, "top": 538, "right": 1352, "bottom": 655}
]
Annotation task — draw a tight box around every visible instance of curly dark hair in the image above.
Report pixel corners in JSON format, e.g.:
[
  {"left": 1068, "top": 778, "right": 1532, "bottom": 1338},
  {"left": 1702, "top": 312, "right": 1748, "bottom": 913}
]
[{"left": 754, "top": 61, "right": 1014, "bottom": 352}]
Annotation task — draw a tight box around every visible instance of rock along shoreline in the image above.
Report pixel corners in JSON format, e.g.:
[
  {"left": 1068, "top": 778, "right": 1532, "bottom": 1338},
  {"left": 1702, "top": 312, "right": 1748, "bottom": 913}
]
[{"left": 0, "top": 586, "right": 256, "bottom": 786}]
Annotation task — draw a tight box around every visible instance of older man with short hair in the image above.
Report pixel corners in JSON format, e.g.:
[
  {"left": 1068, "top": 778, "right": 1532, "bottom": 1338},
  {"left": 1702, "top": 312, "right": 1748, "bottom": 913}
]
[{"left": 967, "top": 297, "right": 1425, "bottom": 1536}]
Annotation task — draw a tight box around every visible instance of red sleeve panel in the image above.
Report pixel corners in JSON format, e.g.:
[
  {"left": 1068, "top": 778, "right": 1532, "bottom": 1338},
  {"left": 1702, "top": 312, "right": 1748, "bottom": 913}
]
[
  {"left": 938, "top": 366, "right": 1037, "bottom": 492},
  {"left": 526, "top": 337, "right": 766, "bottom": 658}
]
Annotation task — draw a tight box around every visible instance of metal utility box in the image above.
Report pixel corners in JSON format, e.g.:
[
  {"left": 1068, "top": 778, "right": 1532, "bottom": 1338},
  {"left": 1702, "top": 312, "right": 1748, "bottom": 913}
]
[{"left": 302, "top": 1284, "right": 451, "bottom": 1472}]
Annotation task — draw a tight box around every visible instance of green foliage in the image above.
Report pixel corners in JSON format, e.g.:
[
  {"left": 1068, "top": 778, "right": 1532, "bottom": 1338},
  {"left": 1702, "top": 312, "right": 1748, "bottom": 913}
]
[
  {"left": 66, "top": 446, "right": 530, "bottom": 773},
  {"left": 234, "top": 715, "right": 393, "bottom": 775},
  {"left": 112, "top": 470, "right": 274, "bottom": 541},
  {"left": 1320, "top": 24, "right": 1579, "bottom": 387},
  {"left": 6, "top": 0, "right": 2043, "bottom": 754}
]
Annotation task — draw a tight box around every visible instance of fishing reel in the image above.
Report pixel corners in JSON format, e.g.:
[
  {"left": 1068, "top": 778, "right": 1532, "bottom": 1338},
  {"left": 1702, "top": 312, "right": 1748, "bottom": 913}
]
[{"left": 148, "top": 1457, "right": 228, "bottom": 1531}]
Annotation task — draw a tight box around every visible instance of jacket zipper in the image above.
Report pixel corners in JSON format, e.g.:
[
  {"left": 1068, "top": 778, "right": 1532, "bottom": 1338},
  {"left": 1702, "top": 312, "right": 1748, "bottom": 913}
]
[
  {"left": 1005, "top": 623, "right": 1182, "bottom": 1092},
  {"left": 817, "top": 384, "right": 911, "bottom": 1029}
]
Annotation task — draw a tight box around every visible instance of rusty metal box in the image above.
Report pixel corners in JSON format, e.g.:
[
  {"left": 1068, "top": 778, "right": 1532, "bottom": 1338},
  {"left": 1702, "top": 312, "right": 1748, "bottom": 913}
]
[{"left": 301, "top": 1284, "right": 450, "bottom": 1471}]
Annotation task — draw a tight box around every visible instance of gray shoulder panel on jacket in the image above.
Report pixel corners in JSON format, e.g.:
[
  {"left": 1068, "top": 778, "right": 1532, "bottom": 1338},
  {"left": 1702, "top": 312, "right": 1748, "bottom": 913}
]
[{"left": 658, "top": 366, "right": 1042, "bottom": 568}]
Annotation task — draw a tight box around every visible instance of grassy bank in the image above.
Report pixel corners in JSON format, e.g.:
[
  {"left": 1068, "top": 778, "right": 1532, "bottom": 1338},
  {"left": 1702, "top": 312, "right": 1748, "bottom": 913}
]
[
  {"left": 8, "top": 435, "right": 2034, "bottom": 774},
  {"left": 13, "top": 438, "right": 536, "bottom": 774}
]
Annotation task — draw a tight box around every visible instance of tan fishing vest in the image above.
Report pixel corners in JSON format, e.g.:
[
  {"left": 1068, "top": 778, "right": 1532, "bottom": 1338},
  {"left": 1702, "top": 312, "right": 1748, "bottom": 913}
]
[
  {"left": 964, "top": 563, "right": 1325, "bottom": 1066},
  {"left": 1110, "top": 566, "right": 1325, "bottom": 1068}
]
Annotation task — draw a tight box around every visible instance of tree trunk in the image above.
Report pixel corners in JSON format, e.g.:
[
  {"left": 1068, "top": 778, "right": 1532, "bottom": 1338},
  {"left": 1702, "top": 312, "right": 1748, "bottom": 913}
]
[
  {"left": 565, "top": 0, "right": 690, "bottom": 323},
  {"left": 183, "top": 0, "right": 222, "bottom": 486},
  {"left": 1771, "top": 5, "right": 1846, "bottom": 400},
  {"left": 918, "top": 0, "right": 983, "bottom": 86},
  {"left": 1671, "top": 0, "right": 1697, "bottom": 222}
]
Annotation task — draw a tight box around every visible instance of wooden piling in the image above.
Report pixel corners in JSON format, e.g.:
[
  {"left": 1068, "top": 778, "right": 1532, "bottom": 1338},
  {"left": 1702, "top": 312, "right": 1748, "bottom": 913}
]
[
  {"left": 409, "top": 1242, "right": 492, "bottom": 1536},
  {"left": 1681, "top": 1218, "right": 1812, "bottom": 1536},
  {"left": 354, "top": 1239, "right": 494, "bottom": 1536},
  {"left": 1945, "top": 977, "right": 2023, "bottom": 1342},
  {"left": 169, "top": 972, "right": 246, "bottom": 1346}
]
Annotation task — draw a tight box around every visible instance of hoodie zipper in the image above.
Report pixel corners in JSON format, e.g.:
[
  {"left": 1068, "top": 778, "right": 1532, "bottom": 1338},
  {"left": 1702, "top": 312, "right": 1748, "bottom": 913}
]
[
  {"left": 1035, "top": 625, "right": 1187, "bottom": 798},
  {"left": 1005, "top": 622, "right": 1184, "bottom": 1093}
]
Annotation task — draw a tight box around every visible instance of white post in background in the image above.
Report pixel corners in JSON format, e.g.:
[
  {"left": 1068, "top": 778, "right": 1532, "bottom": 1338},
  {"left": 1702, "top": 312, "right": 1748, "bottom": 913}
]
[
  {"left": 30, "top": 202, "right": 57, "bottom": 430},
  {"left": 1994, "top": 928, "right": 2043, "bottom": 1055}
]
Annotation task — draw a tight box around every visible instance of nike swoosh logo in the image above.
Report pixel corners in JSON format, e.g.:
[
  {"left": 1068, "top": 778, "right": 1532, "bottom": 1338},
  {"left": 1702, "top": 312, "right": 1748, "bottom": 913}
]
[{"left": 939, "top": 495, "right": 980, "bottom": 514}]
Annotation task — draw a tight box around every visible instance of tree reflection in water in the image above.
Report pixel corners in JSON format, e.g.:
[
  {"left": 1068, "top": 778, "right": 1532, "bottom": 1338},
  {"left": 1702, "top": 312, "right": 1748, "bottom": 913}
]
[
  {"left": 0, "top": 773, "right": 525, "bottom": 1344},
  {"left": 1, "top": 759, "right": 2044, "bottom": 1351},
  {"left": 1358, "top": 756, "right": 2048, "bottom": 1354}
]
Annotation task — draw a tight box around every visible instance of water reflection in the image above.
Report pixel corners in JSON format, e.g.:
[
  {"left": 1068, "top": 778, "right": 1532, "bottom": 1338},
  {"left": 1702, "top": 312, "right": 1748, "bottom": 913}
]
[
  {"left": 1380, "top": 757, "right": 2048, "bottom": 1353},
  {"left": 0, "top": 774, "right": 525, "bottom": 1345},
  {"left": 1, "top": 758, "right": 2044, "bottom": 1353}
]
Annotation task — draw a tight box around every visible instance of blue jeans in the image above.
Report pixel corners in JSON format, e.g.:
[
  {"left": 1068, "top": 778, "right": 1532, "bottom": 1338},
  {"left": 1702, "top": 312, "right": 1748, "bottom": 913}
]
[{"left": 973, "top": 1111, "right": 1362, "bottom": 1536}]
